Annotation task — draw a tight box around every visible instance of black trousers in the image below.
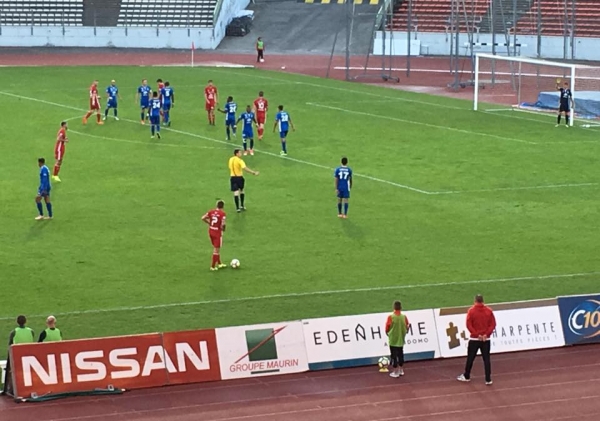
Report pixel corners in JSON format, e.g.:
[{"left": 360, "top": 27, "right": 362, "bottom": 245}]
[
  {"left": 2, "top": 357, "right": 11, "bottom": 395},
  {"left": 257, "top": 49, "right": 264, "bottom": 62},
  {"left": 463, "top": 340, "right": 491, "bottom": 382},
  {"left": 390, "top": 346, "right": 404, "bottom": 368}
]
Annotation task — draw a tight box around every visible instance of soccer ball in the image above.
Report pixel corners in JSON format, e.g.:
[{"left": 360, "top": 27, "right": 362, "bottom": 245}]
[
  {"left": 230, "top": 259, "right": 240, "bottom": 269},
  {"left": 378, "top": 356, "right": 390, "bottom": 369}
]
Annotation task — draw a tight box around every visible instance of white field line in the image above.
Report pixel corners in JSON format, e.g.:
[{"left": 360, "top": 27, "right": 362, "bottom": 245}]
[
  {"left": 434, "top": 182, "right": 600, "bottom": 195},
  {"left": 1, "top": 81, "right": 291, "bottom": 94},
  {"left": 70, "top": 129, "right": 224, "bottom": 151},
  {"left": 3, "top": 92, "right": 594, "bottom": 194},
  {"left": 0, "top": 90, "right": 434, "bottom": 195},
  {"left": 306, "top": 102, "right": 537, "bottom": 145},
  {"left": 0, "top": 271, "right": 597, "bottom": 321},
  {"left": 221, "top": 69, "right": 470, "bottom": 111}
]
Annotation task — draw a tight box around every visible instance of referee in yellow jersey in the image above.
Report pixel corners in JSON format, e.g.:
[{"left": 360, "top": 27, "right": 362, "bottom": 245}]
[{"left": 229, "top": 149, "right": 259, "bottom": 212}]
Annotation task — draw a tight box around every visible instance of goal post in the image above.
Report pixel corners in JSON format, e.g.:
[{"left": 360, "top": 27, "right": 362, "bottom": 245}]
[{"left": 473, "top": 53, "right": 600, "bottom": 127}]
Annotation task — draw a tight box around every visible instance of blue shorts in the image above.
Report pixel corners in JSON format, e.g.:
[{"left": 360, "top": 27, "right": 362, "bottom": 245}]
[
  {"left": 163, "top": 102, "right": 171, "bottom": 111},
  {"left": 140, "top": 101, "right": 150, "bottom": 109},
  {"left": 150, "top": 115, "right": 161, "bottom": 125},
  {"left": 243, "top": 129, "right": 254, "bottom": 139},
  {"left": 37, "top": 187, "right": 51, "bottom": 197},
  {"left": 337, "top": 190, "right": 350, "bottom": 199},
  {"left": 107, "top": 99, "right": 117, "bottom": 108},
  {"left": 226, "top": 118, "right": 236, "bottom": 127},
  {"left": 280, "top": 130, "right": 289, "bottom": 139}
]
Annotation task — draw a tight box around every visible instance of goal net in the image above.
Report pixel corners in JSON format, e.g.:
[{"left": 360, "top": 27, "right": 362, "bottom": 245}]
[{"left": 473, "top": 53, "right": 600, "bottom": 127}]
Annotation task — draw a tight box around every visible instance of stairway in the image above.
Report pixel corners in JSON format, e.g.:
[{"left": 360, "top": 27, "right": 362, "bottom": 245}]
[
  {"left": 83, "top": 0, "right": 122, "bottom": 27},
  {"left": 479, "top": 0, "right": 533, "bottom": 33}
]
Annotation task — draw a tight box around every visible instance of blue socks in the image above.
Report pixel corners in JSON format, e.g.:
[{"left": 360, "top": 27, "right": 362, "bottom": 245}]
[
  {"left": 104, "top": 108, "right": 109, "bottom": 117},
  {"left": 344, "top": 203, "right": 349, "bottom": 215},
  {"left": 250, "top": 139, "right": 254, "bottom": 150},
  {"left": 141, "top": 111, "right": 145, "bottom": 121},
  {"left": 37, "top": 202, "right": 43, "bottom": 215},
  {"left": 164, "top": 111, "right": 169, "bottom": 123},
  {"left": 337, "top": 203, "right": 342, "bottom": 214},
  {"left": 114, "top": 108, "right": 118, "bottom": 117},
  {"left": 226, "top": 127, "right": 231, "bottom": 140},
  {"left": 46, "top": 203, "right": 53, "bottom": 217},
  {"left": 281, "top": 140, "right": 287, "bottom": 153}
]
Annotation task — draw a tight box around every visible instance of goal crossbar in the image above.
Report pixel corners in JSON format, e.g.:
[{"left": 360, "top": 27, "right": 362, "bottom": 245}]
[{"left": 471, "top": 54, "right": 600, "bottom": 127}]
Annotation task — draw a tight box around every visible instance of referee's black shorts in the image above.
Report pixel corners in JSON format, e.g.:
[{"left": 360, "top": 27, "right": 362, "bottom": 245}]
[{"left": 230, "top": 176, "right": 245, "bottom": 192}]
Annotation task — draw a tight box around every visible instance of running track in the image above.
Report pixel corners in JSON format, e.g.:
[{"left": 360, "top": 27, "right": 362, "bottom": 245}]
[{"left": 1, "top": 345, "right": 599, "bottom": 421}]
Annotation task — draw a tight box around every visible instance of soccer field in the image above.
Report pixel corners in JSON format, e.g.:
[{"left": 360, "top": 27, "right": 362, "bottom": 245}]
[{"left": 1, "top": 66, "right": 598, "bottom": 357}]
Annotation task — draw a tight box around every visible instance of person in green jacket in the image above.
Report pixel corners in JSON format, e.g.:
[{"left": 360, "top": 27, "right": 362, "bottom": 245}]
[
  {"left": 256, "top": 37, "right": 265, "bottom": 63},
  {"left": 385, "top": 301, "right": 411, "bottom": 378},
  {"left": 2, "top": 315, "right": 34, "bottom": 395},
  {"left": 38, "top": 315, "right": 63, "bottom": 342}
]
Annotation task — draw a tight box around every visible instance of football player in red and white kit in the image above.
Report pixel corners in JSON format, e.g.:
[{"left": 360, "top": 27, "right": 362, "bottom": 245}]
[
  {"left": 201, "top": 200, "right": 227, "bottom": 271},
  {"left": 253, "top": 91, "right": 269, "bottom": 140},
  {"left": 52, "top": 121, "right": 69, "bottom": 182},
  {"left": 205, "top": 80, "right": 218, "bottom": 126},
  {"left": 83, "top": 80, "right": 103, "bottom": 125}
]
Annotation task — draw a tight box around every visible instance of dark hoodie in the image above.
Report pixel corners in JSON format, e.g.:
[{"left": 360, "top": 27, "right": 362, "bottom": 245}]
[{"left": 466, "top": 302, "right": 496, "bottom": 339}]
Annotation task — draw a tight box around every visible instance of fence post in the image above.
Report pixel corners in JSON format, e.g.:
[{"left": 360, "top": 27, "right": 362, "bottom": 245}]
[{"left": 536, "top": 0, "right": 541, "bottom": 57}]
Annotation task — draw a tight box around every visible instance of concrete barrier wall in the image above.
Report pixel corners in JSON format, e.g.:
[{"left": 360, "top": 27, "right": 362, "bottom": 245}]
[{"left": 375, "top": 31, "right": 600, "bottom": 61}]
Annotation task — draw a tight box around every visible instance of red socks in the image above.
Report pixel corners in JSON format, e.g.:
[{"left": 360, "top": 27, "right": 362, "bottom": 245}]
[
  {"left": 96, "top": 113, "right": 101, "bottom": 123},
  {"left": 258, "top": 126, "right": 264, "bottom": 138},
  {"left": 211, "top": 253, "right": 220, "bottom": 267},
  {"left": 84, "top": 111, "right": 93, "bottom": 119},
  {"left": 53, "top": 164, "right": 60, "bottom": 177}
]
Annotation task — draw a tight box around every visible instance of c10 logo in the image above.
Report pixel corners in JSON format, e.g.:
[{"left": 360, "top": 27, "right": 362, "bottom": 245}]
[{"left": 568, "top": 299, "right": 600, "bottom": 338}]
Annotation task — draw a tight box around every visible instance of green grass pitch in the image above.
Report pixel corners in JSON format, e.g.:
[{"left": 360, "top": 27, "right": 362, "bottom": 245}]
[{"left": 0, "top": 66, "right": 598, "bottom": 357}]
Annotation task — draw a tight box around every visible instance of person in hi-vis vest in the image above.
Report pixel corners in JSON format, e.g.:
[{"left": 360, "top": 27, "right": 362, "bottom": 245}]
[
  {"left": 2, "top": 315, "right": 34, "bottom": 395},
  {"left": 38, "top": 315, "right": 63, "bottom": 342},
  {"left": 256, "top": 37, "right": 265, "bottom": 63}
]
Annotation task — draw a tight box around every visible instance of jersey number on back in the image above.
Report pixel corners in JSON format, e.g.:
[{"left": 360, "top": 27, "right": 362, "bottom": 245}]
[{"left": 211, "top": 215, "right": 220, "bottom": 227}]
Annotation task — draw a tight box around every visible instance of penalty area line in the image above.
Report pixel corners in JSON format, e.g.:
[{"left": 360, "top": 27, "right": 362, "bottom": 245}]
[
  {"left": 307, "top": 102, "right": 537, "bottom": 145},
  {"left": 0, "top": 271, "right": 597, "bottom": 321},
  {"left": 0, "top": 90, "right": 432, "bottom": 196},
  {"left": 70, "top": 129, "right": 226, "bottom": 151}
]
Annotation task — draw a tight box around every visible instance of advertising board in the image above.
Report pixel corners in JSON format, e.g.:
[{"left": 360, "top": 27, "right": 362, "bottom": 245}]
[
  {"left": 435, "top": 299, "right": 565, "bottom": 358},
  {"left": 10, "top": 330, "right": 221, "bottom": 398},
  {"left": 302, "top": 309, "right": 440, "bottom": 370},
  {"left": 557, "top": 294, "right": 600, "bottom": 345},
  {"left": 216, "top": 322, "right": 309, "bottom": 380}
]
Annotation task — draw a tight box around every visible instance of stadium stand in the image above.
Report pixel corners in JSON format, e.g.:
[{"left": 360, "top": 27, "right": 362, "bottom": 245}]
[
  {"left": 516, "top": 0, "right": 600, "bottom": 37},
  {"left": 0, "top": 0, "right": 84, "bottom": 26},
  {"left": 390, "top": 0, "right": 491, "bottom": 33},
  {"left": 117, "top": 0, "right": 217, "bottom": 27},
  {"left": 389, "top": 0, "right": 600, "bottom": 38}
]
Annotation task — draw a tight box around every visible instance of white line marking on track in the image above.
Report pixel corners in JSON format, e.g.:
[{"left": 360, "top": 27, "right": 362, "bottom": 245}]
[
  {"left": 307, "top": 102, "right": 537, "bottom": 145},
  {"left": 0, "top": 271, "right": 596, "bottom": 321},
  {"left": 40, "top": 376, "right": 600, "bottom": 421},
  {"left": 9, "top": 350, "right": 598, "bottom": 412}
]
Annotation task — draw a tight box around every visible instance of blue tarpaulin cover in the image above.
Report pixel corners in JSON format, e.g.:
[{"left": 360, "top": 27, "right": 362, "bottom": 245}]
[{"left": 521, "top": 91, "right": 600, "bottom": 119}]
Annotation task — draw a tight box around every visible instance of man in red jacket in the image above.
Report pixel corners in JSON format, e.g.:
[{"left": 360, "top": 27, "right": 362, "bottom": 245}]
[{"left": 457, "top": 294, "right": 496, "bottom": 385}]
